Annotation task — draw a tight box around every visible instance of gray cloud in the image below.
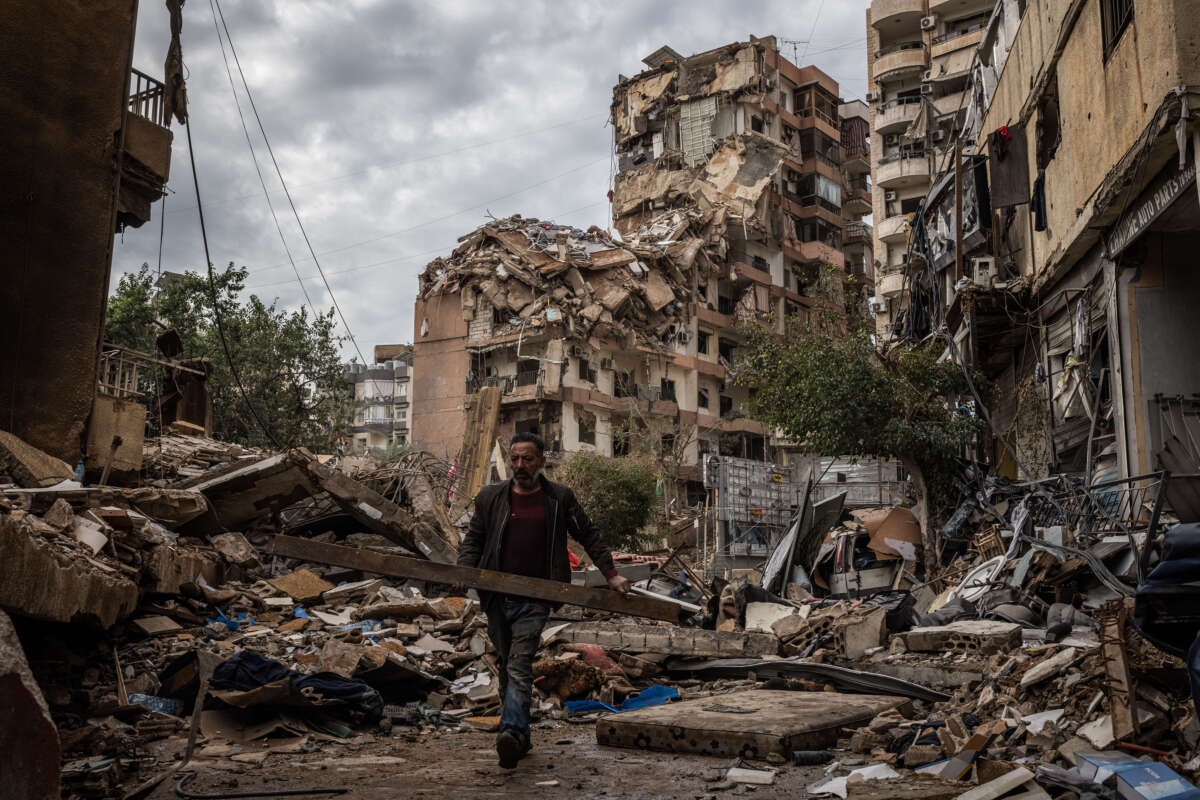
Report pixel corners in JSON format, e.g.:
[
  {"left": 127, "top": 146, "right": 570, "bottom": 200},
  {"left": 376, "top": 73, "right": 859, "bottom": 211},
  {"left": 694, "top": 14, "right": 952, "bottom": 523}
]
[{"left": 116, "top": 0, "right": 871, "bottom": 360}]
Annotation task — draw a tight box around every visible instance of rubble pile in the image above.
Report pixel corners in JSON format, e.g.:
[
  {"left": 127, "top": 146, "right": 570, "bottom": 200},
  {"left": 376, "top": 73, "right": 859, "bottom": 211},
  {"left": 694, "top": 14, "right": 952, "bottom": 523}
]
[{"left": 417, "top": 209, "right": 743, "bottom": 352}]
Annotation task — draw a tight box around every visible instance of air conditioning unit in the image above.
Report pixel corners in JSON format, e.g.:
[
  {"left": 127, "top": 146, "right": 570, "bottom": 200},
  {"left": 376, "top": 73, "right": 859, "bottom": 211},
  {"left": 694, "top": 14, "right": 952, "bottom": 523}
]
[
  {"left": 920, "top": 83, "right": 934, "bottom": 95},
  {"left": 920, "top": 15, "right": 937, "bottom": 30},
  {"left": 865, "top": 91, "right": 881, "bottom": 104},
  {"left": 599, "top": 358, "right": 614, "bottom": 370},
  {"left": 568, "top": 344, "right": 585, "bottom": 357},
  {"left": 971, "top": 257, "right": 997, "bottom": 288},
  {"left": 922, "top": 70, "right": 933, "bottom": 82},
  {"left": 884, "top": 190, "right": 898, "bottom": 202},
  {"left": 869, "top": 297, "right": 887, "bottom": 314},
  {"left": 884, "top": 134, "right": 899, "bottom": 147}
]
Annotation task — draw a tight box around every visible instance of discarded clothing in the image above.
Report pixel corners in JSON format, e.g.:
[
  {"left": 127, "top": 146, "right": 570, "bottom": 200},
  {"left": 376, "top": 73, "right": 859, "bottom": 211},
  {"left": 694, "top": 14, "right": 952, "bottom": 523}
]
[
  {"left": 1031, "top": 170, "right": 1047, "bottom": 231},
  {"left": 564, "top": 683, "right": 679, "bottom": 714},
  {"left": 209, "top": 649, "right": 383, "bottom": 721}
]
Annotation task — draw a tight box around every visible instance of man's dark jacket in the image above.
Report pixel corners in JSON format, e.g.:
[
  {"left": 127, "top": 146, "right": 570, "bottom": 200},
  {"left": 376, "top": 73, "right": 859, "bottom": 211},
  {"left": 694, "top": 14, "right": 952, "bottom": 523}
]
[{"left": 457, "top": 474, "right": 615, "bottom": 609}]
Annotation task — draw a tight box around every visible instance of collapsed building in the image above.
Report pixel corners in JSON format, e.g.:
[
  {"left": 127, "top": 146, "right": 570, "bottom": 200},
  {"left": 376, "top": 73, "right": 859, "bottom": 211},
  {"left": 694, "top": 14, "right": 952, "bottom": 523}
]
[{"left": 411, "top": 36, "right": 873, "bottom": 519}]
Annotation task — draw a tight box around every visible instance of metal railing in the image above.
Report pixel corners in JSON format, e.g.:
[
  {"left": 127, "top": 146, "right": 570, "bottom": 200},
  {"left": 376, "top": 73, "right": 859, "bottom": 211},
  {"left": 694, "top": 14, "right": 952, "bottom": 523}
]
[
  {"left": 932, "top": 22, "right": 987, "bottom": 45},
  {"left": 874, "top": 41, "right": 924, "bottom": 59},
  {"left": 844, "top": 222, "right": 872, "bottom": 242},
  {"left": 879, "top": 96, "right": 923, "bottom": 111},
  {"left": 128, "top": 68, "right": 168, "bottom": 127}
]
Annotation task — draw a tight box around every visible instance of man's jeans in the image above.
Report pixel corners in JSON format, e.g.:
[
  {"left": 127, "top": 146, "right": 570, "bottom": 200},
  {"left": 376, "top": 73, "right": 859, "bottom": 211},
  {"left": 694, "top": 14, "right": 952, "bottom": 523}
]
[{"left": 486, "top": 597, "right": 550, "bottom": 747}]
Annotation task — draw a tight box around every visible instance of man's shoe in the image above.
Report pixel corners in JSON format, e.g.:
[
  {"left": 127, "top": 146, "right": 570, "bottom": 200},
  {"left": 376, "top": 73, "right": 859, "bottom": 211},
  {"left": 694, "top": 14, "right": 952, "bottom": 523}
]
[
  {"left": 496, "top": 731, "right": 522, "bottom": 769},
  {"left": 520, "top": 739, "right": 533, "bottom": 759}
]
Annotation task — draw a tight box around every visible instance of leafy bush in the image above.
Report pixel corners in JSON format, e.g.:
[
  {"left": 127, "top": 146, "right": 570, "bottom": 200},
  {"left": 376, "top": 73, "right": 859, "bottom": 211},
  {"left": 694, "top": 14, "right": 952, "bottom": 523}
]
[{"left": 552, "top": 453, "right": 658, "bottom": 553}]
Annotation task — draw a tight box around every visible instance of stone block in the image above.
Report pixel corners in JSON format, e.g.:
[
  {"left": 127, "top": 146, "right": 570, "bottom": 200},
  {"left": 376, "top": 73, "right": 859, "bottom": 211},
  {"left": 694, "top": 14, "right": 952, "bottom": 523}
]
[{"left": 0, "top": 610, "right": 60, "bottom": 799}]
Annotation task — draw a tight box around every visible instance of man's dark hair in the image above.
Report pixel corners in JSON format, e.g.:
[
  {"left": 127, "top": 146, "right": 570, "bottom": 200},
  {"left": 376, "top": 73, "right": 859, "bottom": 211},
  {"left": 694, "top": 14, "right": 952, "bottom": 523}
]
[{"left": 510, "top": 431, "right": 545, "bottom": 455}]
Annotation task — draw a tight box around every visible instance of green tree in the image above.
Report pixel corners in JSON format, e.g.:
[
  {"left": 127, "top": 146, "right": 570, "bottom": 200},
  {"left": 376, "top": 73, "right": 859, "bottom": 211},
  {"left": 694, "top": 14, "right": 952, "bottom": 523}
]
[
  {"left": 104, "top": 263, "right": 351, "bottom": 451},
  {"left": 736, "top": 315, "right": 986, "bottom": 570},
  {"left": 552, "top": 452, "right": 658, "bottom": 552}
]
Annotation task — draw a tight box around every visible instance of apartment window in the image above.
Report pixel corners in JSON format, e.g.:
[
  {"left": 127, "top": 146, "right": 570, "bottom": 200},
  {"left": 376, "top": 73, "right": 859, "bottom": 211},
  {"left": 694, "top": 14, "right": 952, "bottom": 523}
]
[
  {"left": 1101, "top": 0, "right": 1133, "bottom": 60},
  {"left": 717, "top": 294, "right": 734, "bottom": 314},
  {"left": 578, "top": 358, "right": 597, "bottom": 383},
  {"left": 660, "top": 433, "right": 676, "bottom": 455},
  {"left": 398, "top": 409, "right": 406, "bottom": 420},
  {"left": 397, "top": 383, "right": 407, "bottom": 398},
  {"left": 660, "top": 378, "right": 677, "bottom": 403},
  {"left": 698, "top": 388, "right": 710, "bottom": 409},
  {"left": 718, "top": 339, "right": 734, "bottom": 363},
  {"left": 719, "top": 395, "right": 734, "bottom": 417},
  {"left": 577, "top": 415, "right": 596, "bottom": 446},
  {"left": 750, "top": 115, "right": 764, "bottom": 133},
  {"left": 614, "top": 371, "right": 635, "bottom": 398},
  {"left": 515, "top": 418, "right": 540, "bottom": 436},
  {"left": 697, "top": 330, "right": 710, "bottom": 355},
  {"left": 752, "top": 255, "right": 769, "bottom": 272},
  {"left": 517, "top": 358, "right": 540, "bottom": 386}
]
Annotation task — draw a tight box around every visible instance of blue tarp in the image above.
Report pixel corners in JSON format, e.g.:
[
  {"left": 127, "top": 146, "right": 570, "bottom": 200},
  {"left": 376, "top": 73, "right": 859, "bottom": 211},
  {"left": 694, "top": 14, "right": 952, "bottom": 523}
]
[{"left": 564, "top": 683, "right": 679, "bottom": 714}]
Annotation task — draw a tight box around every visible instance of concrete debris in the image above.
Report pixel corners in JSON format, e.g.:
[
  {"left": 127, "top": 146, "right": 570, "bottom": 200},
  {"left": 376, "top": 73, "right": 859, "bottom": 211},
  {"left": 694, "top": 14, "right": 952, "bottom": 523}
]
[
  {"left": 0, "top": 609, "right": 60, "bottom": 800},
  {"left": 0, "top": 428, "right": 74, "bottom": 488}
]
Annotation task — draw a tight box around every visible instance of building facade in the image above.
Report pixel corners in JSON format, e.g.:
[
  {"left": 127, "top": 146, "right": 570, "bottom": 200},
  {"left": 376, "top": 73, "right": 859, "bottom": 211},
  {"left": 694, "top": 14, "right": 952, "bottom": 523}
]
[
  {"left": 412, "top": 37, "right": 869, "bottom": 515},
  {"left": 876, "top": 0, "right": 1200, "bottom": 509},
  {"left": 866, "top": 0, "right": 996, "bottom": 340},
  {"left": 344, "top": 344, "right": 413, "bottom": 454}
]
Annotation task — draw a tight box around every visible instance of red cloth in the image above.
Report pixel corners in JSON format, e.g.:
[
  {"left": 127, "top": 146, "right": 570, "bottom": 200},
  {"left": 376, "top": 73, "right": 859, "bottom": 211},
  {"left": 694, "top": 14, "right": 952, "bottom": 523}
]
[{"left": 498, "top": 488, "right": 549, "bottom": 578}]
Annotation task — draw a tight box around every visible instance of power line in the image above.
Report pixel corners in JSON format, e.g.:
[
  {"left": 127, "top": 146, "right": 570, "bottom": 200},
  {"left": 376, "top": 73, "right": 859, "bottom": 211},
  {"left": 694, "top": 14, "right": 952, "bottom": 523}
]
[
  {"left": 207, "top": 0, "right": 315, "bottom": 309},
  {"left": 800, "top": 0, "right": 827, "bottom": 61},
  {"left": 212, "top": 0, "right": 367, "bottom": 365},
  {"left": 170, "top": 112, "right": 608, "bottom": 215},
  {"left": 244, "top": 155, "right": 609, "bottom": 277},
  {"left": 245, "top": 199, "right": 609, "bottom": 292},
  {"left": 184, "top": 113, "right": 283, "bottom": 449}
]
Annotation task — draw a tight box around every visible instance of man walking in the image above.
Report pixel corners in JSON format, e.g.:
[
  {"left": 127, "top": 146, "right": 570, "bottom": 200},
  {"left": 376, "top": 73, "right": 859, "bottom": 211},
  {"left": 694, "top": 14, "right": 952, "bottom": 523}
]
[{"left": 457, "top": 432, "right": 631, "bottom": 769}]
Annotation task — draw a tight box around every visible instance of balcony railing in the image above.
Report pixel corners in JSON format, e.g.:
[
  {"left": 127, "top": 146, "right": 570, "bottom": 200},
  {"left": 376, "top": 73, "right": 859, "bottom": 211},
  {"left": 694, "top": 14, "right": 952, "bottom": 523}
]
[
  {"left": 129, "top": 68, "right": 168, "bottom": 128},
  {"left": 798, "top": 106, "right": 837, "bottom": 128},
  {"left": 844, "top": 222, "right": 872, "bottom": 243},
  {"left": 516, "top": 369, "right": 540, "bottom": 387},
  {"left": 874, "top": 41, "right": 923, "bottom": 59},
  {"left": 932, "top": 21, "right": 988, "bottom": 45}
]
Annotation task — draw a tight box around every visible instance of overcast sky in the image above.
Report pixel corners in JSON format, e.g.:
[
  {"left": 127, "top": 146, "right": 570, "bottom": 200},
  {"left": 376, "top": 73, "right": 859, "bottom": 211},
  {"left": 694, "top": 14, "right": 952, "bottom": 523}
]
[{"left": 116, "top": 0, "right": 871, "bottom": 363}]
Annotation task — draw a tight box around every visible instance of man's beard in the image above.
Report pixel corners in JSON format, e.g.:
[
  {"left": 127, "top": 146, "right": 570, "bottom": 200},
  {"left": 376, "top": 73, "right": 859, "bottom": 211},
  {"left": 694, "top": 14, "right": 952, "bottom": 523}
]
[{"left": 514, "top": 471, "right": 537, "bottom": 488}]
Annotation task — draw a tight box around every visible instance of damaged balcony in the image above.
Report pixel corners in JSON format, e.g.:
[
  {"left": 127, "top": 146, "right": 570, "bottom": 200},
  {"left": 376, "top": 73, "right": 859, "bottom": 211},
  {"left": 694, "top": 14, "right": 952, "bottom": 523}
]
[
  {"left": 870, "top": 0, "right": 925, "bottom": 28},
  {"left": 877, "top": 213, "right": 911, "bottom": 244},
  {"left": 875, "top": 96, "right": 921, "bottom": 135},
  {"left": 118, "top": 69, "right": 173, "bottom": 230},
  {"left": 875, "top": 151, "right": 930, "bottom": 188},
  {"left": 872, "top": 42, "right": 926, "bottom": 82}
]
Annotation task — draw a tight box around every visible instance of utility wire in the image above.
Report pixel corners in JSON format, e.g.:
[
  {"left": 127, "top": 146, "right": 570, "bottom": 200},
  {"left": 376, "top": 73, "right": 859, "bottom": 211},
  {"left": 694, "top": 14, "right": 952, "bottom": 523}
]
[
  {"left": 245, "top": 200, "right": 609, "bottom": 291},
  {"left": 207, "top": 0, "right": 315, "bottom": 310},
  {"left": 248, "top": 155, "right": 609, "bottom": 276},
  {"left": 799, "top": 0, "right": 827, "bottom": 60},
  {"left": 185, "top": 115, "right": 283, "bottom": 449},
  {"left": 212, "top": 0, "right": 367, "bottom": 365},
  {"left": 170, "top": 111, "right": 607, "bottom": 215}
]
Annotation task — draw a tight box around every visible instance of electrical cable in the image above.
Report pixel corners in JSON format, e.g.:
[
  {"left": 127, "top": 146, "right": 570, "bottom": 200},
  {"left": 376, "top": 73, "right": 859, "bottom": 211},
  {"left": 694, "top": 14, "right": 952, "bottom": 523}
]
[
  {"left": 212, "top": 0, "right": 367, "bottom": 366},
  {"left": 244, "top": 199, "right": 609, "bottom": 291},
  {"left": 184, "top": 114, "right": 283, "bottom": 449},
  {"left": 207, "top": 0, "right": 315, "bottom": 309},
  {"left": 246, "top": 155, "right": 609, "bottom": 277},
  {"left": 799, "top": 0, "right": 826, "bottom": 60}
]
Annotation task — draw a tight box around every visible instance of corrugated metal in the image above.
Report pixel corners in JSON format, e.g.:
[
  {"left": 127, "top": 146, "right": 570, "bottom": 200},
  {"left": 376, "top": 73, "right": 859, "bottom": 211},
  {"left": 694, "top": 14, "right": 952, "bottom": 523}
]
[{"left": 680, "top": 97, "right": 718, "bottom": 166}]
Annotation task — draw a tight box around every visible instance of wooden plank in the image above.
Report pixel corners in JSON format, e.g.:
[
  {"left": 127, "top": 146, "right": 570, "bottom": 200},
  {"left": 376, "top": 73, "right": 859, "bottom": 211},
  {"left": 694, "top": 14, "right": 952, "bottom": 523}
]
[
  {"left": 269, "top": 536, "right": 681, "bottom": 623},
  {"left": 597, "top": 689, "right": 907, "bottom": 758},
  {"left": 1101, "top": 598, "right": 1138, "bottom": 741}
]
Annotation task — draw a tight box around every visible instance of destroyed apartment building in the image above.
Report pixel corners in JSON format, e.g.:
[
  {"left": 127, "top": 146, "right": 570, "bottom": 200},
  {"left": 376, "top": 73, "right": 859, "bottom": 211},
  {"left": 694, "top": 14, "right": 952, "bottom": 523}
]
[
  {"left": 411, "top": 36, "right": 873, "bottom": 493},
  {"left": 6, "top": 5, "right": 1200, "bottom": 799},
  {"left": 343, "top": 344, "right": 415, "bottom": 454}
]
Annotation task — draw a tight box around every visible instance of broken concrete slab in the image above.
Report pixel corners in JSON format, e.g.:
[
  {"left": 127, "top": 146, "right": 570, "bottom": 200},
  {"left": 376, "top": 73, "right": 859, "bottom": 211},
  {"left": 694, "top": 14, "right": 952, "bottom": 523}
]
[
  {"left": 0, "top": 514, "right": 137, "bottom": 627},
  {"left": 0, "top": 609, "right": 60, "bottom": 800},
  {"left": 0, "top": 428, "right": 73, "bottom": 488},
  {"left": 597, "top": 689, "right": 908, "bottom": 758},
  {"left": 269, "top": 569, "right": 334, "bottom": 603},
  {"left": 209, "top": 531, "right": 260, "bottom": 567},
  {"left": 900, "top": 620, "right": 1022, "bottom": 655},
  {"left": 555, "top": 620, "right": 778, "bottom": 658},
  {"left": 1020, "top": 647, "right": 1080, "bottom": 687},
  {"left": 745, "top": 601, "right": 801, "bottom": 634}
]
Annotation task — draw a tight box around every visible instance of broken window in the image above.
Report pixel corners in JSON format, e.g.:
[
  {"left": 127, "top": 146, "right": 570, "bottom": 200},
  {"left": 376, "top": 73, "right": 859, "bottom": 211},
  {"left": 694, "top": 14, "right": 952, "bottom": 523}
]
[
  {"left": 752, "top": 255, "right": 769, "bottom": 272},
  {"left": 614, "top": 371, "right": 635, "bottom": 398},
  {"left": 578, "top": 358, "right": 597, "bottom": 384},
  {"left": 718, "top": 294, "right": 735, "bottom": 314},
  {"left": 720, "top": 395, "right": 734, "bottom": 418},
  {"left": 517, "top": 359, "right": 540, "bottom": 386},
  {"left": 515, "top": 418, "right": 540, "bottom": 436},
  {"left": 660, "top": 377, "right": 677, "bottom": 402},
  {"left": 698, "top": 388, "right": 710, "bottom": 409},
  {"left": 1101, "top": 0, "right": 1133, "bottom": 60},
  {"left": 1036, "top": 75, "right": 1061, "bottom": 169},
  {"left": 750, "top": 115, "right": 764, "bottom": 133},
  {"left": 697, "top": 330, "right": 710, "bottom": 354},
  {"left": 577, "top": 410, "right": 596, "bottom": 446},
  {"left": 718, "top": 339, "right": 734, "bottom": 363}
]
